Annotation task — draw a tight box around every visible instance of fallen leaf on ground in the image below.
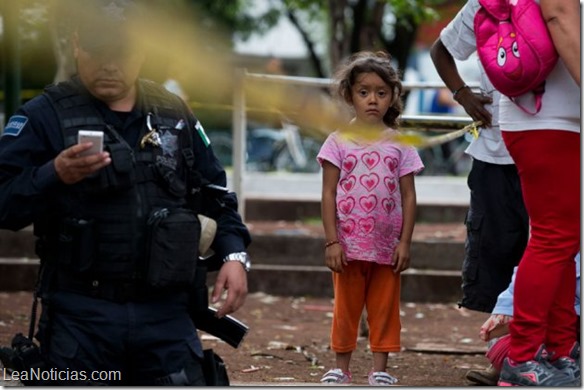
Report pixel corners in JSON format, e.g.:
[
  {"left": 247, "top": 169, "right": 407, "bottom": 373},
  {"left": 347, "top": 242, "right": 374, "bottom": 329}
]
[
  {"left": 302, "top": 304, "right": 333, "bottom": 312},
  {"left": 273, "top": 377, "right": 295, "bottom": 381},
  {"left": 241, "top": 366, "right": 260, "bottom": 373},
  {"left": 273, "top": 325, "right": 298, "bottom": 331}
]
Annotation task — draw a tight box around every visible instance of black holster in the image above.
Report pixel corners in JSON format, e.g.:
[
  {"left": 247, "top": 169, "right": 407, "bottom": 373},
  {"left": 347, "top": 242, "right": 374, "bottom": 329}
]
[
  {"left": 0, "top": 333, "right": 52, "bottom": 386},
  {"left": 203, "top": 349, "right": 229, "bottom": 386}
]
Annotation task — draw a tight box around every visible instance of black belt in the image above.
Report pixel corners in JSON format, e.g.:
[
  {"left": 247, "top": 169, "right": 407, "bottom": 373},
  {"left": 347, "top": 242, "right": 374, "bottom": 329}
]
[{"left": 56, "top": 272, "right": 185, "bottom": 303}]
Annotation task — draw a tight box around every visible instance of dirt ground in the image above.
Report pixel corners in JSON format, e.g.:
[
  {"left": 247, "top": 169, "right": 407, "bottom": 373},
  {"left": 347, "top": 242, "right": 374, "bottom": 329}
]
[
  {"left": 204, "top": 293, "right": 491, "bottom": 386},
  {"left": 0, "top": 221, "right": 487, "bottom": 386},
  {"left": 0, "top": 290, "right": 492, "bottom": 387}
]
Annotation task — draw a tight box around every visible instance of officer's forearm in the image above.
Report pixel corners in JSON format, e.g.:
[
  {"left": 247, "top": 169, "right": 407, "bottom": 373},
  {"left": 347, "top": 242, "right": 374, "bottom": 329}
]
[{"left": 0, "top": 163, "right": 60, "bottom": 230}]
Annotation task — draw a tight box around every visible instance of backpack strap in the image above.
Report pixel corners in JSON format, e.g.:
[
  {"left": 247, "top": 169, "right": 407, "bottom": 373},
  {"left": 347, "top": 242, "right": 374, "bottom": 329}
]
[
  {"left": 511, "top": 83, "right": 545, "bottom": 115},
  {"left": 478, "top": 0, "right": 510, "bottom": 20}
]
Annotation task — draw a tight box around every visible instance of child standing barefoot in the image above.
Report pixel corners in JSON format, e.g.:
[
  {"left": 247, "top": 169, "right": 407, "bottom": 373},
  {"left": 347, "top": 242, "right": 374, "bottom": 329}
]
[{"left": 317, "top": 51, "right": 424, "bottom": 386}]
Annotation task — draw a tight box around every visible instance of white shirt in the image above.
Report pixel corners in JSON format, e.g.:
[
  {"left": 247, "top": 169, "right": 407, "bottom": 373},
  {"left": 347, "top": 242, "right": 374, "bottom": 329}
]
[
  {"left": 439, "top": 0, "right": 514, "bottom": 164},
  {"left": 499, "top": 59, "right": 580, "bottom": 133}
]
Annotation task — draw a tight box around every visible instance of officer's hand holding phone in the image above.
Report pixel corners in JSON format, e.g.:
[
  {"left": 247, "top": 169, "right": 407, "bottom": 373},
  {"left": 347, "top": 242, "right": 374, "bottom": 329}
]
[{"left": 55, "top": 130, "right": 111, "bottom": 184}]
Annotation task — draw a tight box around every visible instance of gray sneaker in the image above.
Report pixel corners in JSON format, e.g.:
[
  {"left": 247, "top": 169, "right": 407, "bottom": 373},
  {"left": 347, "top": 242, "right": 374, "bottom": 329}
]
[
  {"left": 465, "top": 364, "right": 499, "bottom": 386},
  {"left": 498, "top": 345, "right": 578, "bottom": 386},
  {"left": 551, "top": 342, "right": 581, "bottom": 386}
]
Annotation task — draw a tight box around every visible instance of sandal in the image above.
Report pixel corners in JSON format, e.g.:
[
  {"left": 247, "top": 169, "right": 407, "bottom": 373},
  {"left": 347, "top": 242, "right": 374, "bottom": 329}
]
[
  {"left": 320, "top": 368, "right": 352, "bottom": 384},
  {"left": 368, "top": 371, "right": 398, "bottom": 386}
]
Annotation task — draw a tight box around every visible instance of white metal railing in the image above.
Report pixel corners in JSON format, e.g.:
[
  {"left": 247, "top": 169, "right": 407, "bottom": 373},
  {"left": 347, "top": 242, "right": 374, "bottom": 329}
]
[
  {"left": 231, "top": 70, "right": 479, "bottom": 219},
  {"left": 244, "top": 72, "right": 472, "bottom": 91}
]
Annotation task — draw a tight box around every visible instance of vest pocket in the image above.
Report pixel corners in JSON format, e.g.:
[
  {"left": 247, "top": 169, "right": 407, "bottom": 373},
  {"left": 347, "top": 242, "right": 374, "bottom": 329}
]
[
  {"left": 79, "top": 145, "right": 135, "bottom": 193},
  {"left": 58, "top": 217, "right": 96, "bottom": 273},
  {"left": 146, "top": 208, "right": 201, "bottom": 288},
  {"left": 103, "top": 144, "right": 135, "bottom": 190}
]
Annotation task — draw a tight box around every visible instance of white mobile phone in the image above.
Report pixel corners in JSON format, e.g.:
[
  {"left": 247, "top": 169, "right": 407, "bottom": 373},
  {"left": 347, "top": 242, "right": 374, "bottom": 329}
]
[{"left": 77, "top": 130, "right": 104, "bottom": 157}]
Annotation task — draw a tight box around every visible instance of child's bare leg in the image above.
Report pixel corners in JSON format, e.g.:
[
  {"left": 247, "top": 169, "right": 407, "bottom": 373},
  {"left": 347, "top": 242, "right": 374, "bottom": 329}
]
[
  {"left": 373, "top": 351, "right": 388, "bottom": 372},
  {"left": 335, "top": 351, "right": 352, "bottom": 372}
]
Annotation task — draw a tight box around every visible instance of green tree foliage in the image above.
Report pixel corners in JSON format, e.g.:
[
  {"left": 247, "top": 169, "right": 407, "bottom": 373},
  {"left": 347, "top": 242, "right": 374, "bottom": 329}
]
[
  {"left": 189, "top": 0, "right": 457, "bottom": 77},
  {"left": 0, "top": 0, "right": 56, "bottom": 90},
  {"left": 2, "top": 0, "right": 461, "bottom": 91},
  {"left": 284, "top": 0, "right": 446, "bottom": 75}
]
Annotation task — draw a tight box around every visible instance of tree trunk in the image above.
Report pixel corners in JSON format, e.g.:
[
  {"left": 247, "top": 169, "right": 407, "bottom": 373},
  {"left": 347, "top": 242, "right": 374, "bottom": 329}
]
[
  {"left": 382, "top": 15, "right": 419, "bottom": 76},
  {"left": 47, "top": 0, "right": 76, "bottom": 83},
  {"left": 328, "top": 0, "right": 349, "bottom": 71},
  {"left": 350, "top": 0, "right": 366, "bottom": 53},
  {"left": 286, "top": 9, "right": 326, "bottom": 78}
]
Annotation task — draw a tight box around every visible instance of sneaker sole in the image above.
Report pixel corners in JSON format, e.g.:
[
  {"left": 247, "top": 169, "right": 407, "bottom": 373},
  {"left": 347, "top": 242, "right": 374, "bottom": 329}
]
[{"left": 465, "top": 371, "right": 498, "bottom": 386}]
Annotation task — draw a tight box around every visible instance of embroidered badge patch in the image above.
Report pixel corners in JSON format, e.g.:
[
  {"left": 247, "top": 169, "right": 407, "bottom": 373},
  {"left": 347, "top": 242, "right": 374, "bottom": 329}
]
[
  {"left": 160, "top": 130, "right": 178, "bottom": 157},
  {"left": 155, "top": 130, "right": 179, "bottom": 170},
  {"left": 195, "top": 120, "right": 210, "bottom": 147},
  {"left": 3, "top": 115, "right": 28, "bottom": 137}
]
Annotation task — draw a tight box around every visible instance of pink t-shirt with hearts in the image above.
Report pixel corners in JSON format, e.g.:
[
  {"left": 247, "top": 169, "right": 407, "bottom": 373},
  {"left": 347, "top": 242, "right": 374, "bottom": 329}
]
[{"left": 317, "top": 129, "right": 424, "bottom": 264}]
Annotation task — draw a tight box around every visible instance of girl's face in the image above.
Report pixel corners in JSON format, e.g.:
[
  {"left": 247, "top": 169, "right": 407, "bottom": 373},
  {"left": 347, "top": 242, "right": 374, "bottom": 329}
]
[{"left": 350, "top": 72, "right": 392, "bottom": 127}]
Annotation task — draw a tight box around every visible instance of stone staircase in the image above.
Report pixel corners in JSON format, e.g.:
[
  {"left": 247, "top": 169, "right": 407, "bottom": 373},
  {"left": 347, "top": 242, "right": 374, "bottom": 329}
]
[
  {"left": 235, "top": 220, "right": 465, "bottom": 302},
  {"left": 0, "top": 197, "right": 468, "bottom": 303}
]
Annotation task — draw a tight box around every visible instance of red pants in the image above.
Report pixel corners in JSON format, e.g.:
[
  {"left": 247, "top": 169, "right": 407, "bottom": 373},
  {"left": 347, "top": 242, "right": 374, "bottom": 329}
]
[
  {"left": 502, "top": 130, "right": 580, "bottom": 362},
  {"left": 330, "top": 261, "right": 401, "bottom": 353}
]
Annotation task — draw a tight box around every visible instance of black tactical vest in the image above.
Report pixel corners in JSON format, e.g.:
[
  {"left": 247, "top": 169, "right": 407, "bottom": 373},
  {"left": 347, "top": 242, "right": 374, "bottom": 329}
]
[{"left": 38, "top": 78, "right": 200, "bottom": 282}]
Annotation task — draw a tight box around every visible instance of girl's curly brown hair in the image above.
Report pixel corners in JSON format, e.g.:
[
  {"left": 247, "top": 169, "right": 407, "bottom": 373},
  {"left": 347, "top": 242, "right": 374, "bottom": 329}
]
[{"left": 331, "top": 51, "right": 403, "bottom": 128}]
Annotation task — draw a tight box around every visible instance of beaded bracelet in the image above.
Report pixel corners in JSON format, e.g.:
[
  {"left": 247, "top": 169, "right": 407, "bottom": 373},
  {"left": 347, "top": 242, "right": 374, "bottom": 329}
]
[
  {"left": 325, "top": 240, "right": 340, "bottom": 248},
  {"left": 452, "top": 84, "right": 469, "bottom": 98}
]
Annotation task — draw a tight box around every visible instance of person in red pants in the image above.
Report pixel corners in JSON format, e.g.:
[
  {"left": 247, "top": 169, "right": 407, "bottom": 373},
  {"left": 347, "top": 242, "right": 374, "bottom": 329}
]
[
  {"left": 465, "top": 253, "right": 581, "bottom": 386},
  {"left": 495, "top": 0, "right": 581, "bottom": 386}
]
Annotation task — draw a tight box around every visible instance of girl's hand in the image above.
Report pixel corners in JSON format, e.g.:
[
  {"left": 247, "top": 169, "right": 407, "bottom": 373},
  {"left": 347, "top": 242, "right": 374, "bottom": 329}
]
[
  {"left": 325, "top": 243, "right": 347, "bottom": 273},
  {"left": 391, "top": 242, "right": 411, "bottom": 273},
  {"left": 479, "top": 314, "right": 512, "bottom": 341}
]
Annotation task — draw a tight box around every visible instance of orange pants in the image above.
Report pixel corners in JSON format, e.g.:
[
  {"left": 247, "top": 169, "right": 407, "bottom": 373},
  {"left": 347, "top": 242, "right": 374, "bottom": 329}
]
[{"left": 331, "top": 260, "right": 401, "bottom": 353}]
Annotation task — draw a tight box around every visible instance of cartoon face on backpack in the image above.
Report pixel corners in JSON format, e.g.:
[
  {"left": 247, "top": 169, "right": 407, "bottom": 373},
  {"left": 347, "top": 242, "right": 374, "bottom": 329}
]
[
  {"left": 475, "top": 0, "right": 558, "bottom": 114},
  {"left": 496, "top": 22, "right": 521, "bottom": 80}
]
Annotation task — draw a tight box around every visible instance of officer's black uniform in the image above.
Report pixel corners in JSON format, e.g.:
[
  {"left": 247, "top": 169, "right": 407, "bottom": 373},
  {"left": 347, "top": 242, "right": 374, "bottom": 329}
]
[{"left": 0, "top": 77, "right": 251, "bottom": 385}]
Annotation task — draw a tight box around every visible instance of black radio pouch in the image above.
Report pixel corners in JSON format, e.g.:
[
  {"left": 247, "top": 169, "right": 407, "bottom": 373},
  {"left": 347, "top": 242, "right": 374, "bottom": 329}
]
[
  {"left": 203, "top": 349, "right": 230, "bottom": 386},
  {"left": 57, "top": 217, "right": 96, "bottom": 272},
  {"left": 145, "top": 207, "right": 201, "bottom": 288},
  {"left": 78, "top": 143, "right": 135, "bottom": 193},
  {"left": 103, "top": 143, "right": 135, "bottom": 191}
]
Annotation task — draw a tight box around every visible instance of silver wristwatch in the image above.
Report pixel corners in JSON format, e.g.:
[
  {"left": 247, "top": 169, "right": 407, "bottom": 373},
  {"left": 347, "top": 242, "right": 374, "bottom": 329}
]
[{"left": 223, "top": 252, "right": 251, "bottom": 272}]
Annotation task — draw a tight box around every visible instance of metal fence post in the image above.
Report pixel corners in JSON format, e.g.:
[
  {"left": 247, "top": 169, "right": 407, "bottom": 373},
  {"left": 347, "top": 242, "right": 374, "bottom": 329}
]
[{"left": 232, "top": 68, "right": 247, "bottom": 220}]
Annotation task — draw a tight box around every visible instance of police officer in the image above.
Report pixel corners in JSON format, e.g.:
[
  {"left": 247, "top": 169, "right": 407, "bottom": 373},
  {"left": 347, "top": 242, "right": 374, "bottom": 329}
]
[{"left": 0, "top": 0, "right": 251, "bottom": 385}]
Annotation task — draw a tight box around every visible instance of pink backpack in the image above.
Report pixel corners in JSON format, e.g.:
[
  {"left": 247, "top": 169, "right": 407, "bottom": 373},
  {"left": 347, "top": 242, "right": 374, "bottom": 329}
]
[{"left": 474, "top": 0, "right": 558, "bottom": 114}]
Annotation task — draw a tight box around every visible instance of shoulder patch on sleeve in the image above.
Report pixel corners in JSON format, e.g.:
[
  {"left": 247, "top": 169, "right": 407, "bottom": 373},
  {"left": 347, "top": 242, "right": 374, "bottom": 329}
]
[
  {"left": 3, "top": 115, "right": 28, "bottom": 137},
  {"left": 195, "top": 120, "right": 211, "bottom": 147}
]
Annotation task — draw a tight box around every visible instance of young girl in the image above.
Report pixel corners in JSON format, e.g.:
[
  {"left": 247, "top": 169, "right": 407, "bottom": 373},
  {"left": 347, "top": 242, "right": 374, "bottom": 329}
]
[{"left": 317, "top": 51, "right": 424, "bottom": 386}]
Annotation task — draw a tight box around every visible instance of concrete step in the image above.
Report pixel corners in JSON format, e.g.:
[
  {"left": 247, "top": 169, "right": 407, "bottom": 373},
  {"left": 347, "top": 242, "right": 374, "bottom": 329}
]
[
  {"left": 233, "top": 173, "right": 470, "bottom": 207},
  {"left": 0, "top": 258, "right": 40, "bottom": 291},
  {"left": 0, "top": 224, "right": 465, "bottom": 270},
  {"left": 244, "top": 198, "right": 467, "bottom": 223},
  {"left": 0, "top": 258, "right": 463, "bottom": 303},
  {"left": 0, "top": 223, "right": 465, "bottom": 302},
  {"left": 0, "top": 226, "right": 35, "bottom": 258},
  {"left": 233, "top": 173, "right": 470, "bottom": 222},
  {"left": 247, "top": 231, "right": 464, "bottom": 270},
  {"left": 210, "top": 265, "right": 462, "bottom": 303}
]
